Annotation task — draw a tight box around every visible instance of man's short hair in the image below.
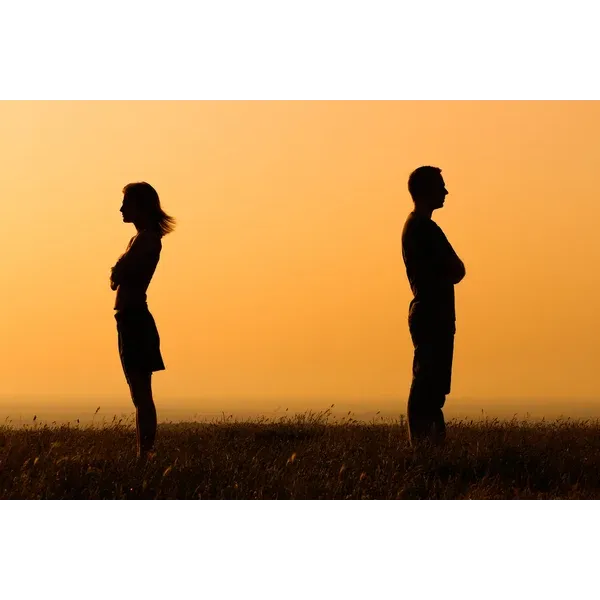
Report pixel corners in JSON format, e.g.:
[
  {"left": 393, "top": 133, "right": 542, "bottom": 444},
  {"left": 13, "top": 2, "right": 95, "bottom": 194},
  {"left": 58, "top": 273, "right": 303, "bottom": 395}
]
[{"left": 408, "top": 166, "right": 442, "bottom": 200}]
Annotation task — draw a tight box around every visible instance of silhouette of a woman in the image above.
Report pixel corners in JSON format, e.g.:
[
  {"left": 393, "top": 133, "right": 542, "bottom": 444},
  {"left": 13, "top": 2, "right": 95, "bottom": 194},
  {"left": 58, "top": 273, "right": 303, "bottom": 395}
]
[{"left": 110, "top": 182, "right": 175, "bottom": 459}]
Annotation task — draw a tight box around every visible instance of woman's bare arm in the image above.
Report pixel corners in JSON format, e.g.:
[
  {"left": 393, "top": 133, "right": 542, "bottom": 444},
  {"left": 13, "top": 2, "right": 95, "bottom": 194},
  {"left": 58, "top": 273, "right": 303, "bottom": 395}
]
[{"left": 110, "top": 233, "right": 161, "bottom": 288}]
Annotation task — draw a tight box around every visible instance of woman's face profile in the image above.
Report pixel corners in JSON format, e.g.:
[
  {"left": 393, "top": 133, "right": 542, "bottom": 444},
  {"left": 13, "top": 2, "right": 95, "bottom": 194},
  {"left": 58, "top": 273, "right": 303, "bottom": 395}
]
[{"left": 120, "top": 194, "right": 137, "bottom": 223}]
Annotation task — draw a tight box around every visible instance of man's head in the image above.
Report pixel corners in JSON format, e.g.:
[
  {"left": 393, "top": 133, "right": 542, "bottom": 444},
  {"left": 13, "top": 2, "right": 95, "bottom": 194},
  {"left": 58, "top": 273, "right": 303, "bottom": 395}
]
[{"left": 407, "top": 166, "right": 448, "bottom": 211}]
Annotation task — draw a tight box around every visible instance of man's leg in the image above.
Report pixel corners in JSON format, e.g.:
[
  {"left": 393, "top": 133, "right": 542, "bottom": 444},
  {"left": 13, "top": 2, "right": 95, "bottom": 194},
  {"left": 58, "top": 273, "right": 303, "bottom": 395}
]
[
  {"left": 407, "top": 341, "right": 438, "bottom": 445},
  {"left": 432, "top": 333, "right": 454, "bottom": 445},
  {"left": 431, "top": 396, "right": 446, "bottom": 444},
  {"left": 407, "top": 332, "right": 453, "bottom": 446}
]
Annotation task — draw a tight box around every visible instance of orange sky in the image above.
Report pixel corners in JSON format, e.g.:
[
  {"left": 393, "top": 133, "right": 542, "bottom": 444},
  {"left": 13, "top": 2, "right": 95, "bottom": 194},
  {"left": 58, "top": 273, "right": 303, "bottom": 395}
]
[{"left": 0, "top": 101, "right": 599, "bottom": 409}]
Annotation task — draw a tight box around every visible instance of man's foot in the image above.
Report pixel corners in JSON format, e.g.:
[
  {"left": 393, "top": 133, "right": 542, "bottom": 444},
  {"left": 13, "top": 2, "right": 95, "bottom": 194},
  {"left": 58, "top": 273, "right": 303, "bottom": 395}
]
[{"left": 137, "top": 449, "right": 156, "bottom": 463}]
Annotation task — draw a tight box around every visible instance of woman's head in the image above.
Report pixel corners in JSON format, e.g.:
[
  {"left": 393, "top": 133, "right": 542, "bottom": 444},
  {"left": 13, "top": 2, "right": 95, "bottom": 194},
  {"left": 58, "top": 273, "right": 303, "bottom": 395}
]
[{"left": 120, "top": 182, "right": 176, "bottom": 237}]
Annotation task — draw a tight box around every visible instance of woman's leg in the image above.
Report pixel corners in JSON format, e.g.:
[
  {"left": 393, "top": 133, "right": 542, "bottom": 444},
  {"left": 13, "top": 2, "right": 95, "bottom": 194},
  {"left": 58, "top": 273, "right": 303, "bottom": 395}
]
[{"left": 127, "top": 371, "right": 157, "bottom": 457}]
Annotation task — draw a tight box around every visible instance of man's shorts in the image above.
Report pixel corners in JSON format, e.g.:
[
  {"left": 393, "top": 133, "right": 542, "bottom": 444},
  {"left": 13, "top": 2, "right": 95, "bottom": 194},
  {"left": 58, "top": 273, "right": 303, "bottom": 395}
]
[
  {"left": 409, "top": 314, "right": 455, "bottom": 396},
  {"left": 115, "top": 306, "right": 165, "bottom": 383}
]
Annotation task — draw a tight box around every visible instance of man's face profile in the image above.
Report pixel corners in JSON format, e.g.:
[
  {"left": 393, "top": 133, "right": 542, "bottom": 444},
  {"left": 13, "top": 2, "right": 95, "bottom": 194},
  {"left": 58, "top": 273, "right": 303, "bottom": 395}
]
[{"left": 428, "top": 175, "right": 448, "bottom": 210}]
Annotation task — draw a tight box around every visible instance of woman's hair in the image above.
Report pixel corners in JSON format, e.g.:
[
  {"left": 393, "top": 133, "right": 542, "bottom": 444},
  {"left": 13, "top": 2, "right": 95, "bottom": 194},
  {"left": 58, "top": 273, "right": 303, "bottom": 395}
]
[{"left": 122, "top": 182, "right": 176, "bottom": 237}]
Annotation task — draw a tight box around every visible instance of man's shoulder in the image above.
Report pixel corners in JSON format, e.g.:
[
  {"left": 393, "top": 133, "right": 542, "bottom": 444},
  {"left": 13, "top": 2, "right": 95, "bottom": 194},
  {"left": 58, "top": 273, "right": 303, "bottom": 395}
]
[
  {"left": 402, "top": 213, "right": 437, "bottom": 239},
  {"left": 402, "top": 212, "right": 420, "bottom": 232}
]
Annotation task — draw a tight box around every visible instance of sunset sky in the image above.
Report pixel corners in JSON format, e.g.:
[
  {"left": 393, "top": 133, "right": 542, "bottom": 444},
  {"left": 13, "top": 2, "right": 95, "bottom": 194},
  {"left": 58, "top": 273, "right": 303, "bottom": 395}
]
[{"left": 1, "top": 101, "right": 599, "bottom": 411}]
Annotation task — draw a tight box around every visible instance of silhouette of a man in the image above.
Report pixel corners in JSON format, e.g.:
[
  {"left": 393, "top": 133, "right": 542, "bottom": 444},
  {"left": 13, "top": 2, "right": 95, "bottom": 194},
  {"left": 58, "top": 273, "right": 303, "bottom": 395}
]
[{"left": 401, "top": 166, "right": 465, "bottom": 445}]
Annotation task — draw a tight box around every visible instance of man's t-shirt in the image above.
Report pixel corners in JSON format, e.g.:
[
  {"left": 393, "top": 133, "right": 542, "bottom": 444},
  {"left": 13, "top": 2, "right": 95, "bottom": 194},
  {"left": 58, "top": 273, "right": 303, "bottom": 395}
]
[{"left": 401, "top": 212, "right": 462, "bottom": 329}]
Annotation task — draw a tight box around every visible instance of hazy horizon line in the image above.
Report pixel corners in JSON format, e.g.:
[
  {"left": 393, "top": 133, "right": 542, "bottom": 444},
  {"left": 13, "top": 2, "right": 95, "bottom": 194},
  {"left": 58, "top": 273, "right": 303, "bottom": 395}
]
[{"left": 2, "top": 394, "right": 599, "bottom": 402}]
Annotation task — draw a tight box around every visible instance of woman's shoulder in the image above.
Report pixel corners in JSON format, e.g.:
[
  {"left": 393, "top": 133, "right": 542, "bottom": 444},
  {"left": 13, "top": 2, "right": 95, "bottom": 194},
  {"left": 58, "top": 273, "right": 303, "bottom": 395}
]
[{"left": 134, "top": 229, "right": 162, "bottom": 251}]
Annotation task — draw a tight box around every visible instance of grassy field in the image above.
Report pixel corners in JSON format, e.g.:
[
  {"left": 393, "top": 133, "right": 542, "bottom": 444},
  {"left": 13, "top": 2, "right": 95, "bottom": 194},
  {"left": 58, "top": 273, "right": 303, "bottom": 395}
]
[{"left": 1, "top": 409, "right": 600, "bottom": 499}]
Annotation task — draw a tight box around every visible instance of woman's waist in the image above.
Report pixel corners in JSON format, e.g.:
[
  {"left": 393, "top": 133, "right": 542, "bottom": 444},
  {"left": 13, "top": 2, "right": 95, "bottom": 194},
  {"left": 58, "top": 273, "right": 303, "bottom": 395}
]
[
  {"left": 114, "top": 285, "right": 149, "bottom": 310},
  {"left": 114, "top": 303, "right": 153, "bottom": 324}
]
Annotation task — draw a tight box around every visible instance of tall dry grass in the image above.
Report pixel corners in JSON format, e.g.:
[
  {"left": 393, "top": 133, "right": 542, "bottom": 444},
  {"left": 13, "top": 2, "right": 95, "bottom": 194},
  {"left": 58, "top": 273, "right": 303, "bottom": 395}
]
[{"left": 1, "top": 409, "right": 599, "bottom": 499}]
